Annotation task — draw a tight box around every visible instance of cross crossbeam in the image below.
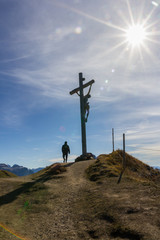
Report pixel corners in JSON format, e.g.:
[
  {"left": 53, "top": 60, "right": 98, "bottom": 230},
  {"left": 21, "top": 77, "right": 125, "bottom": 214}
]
[{"left": 70, "top": 79, "right": 95, "bottom": 95}]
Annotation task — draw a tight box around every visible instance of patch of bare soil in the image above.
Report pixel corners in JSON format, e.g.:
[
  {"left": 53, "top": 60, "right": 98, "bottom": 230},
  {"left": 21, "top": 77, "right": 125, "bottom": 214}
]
[{"left": 0, "top": 160, "right": 160, "bottom": 240}]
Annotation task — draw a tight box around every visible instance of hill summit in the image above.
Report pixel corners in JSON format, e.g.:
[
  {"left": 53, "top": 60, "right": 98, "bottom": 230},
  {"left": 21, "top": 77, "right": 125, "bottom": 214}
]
[{"left": 86, "top": 150, "right": 160, "bottom": 183}]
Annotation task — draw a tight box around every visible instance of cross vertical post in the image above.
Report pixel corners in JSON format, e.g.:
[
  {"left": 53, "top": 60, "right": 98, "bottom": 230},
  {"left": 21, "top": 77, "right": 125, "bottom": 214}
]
[
  {"left": 79, "top": 72, "right": 87, "bottom": 154},
  {"left": 70, "top": 72, "right": 95, "bottom": 156}
]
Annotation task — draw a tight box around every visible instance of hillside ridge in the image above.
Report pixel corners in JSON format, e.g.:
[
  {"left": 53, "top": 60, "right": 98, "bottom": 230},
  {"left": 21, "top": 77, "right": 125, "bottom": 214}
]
[
  {"left": 0, "top": 170, "right": 17, "bottom": 178},
  {"left": 86, "top": 150, "right": 160, "bottom": 183},
  {"left": 0, "top": 152, "right": 160, "bottom": 240}
]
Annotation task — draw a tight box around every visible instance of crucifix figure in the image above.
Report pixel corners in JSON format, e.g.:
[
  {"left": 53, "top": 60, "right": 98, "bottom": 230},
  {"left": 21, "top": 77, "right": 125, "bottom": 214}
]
[
  {"left": 76, "top": 84, "right": 92, "bottom": 122},
  {"left": 70, "top": 72, "right": 95, "bottom": 155}
]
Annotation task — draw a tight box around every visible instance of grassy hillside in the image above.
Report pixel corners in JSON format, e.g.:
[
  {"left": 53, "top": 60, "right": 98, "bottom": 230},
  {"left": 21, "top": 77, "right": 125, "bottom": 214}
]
[
  {"left": 30, "top": 162, "right": 66, "bottom": 179},
  {"left": 0, "top": 158, "right": 160, "bottom": 239},
  {"left": 86, "top": 150, "right": 160, "bottom": 183},
  {"left": 0, "top": 170, "right": 17, "bottom": 178}
]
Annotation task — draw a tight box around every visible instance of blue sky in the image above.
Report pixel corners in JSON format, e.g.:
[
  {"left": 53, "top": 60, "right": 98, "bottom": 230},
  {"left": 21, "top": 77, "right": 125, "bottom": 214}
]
[{"left": 1, "top": 0, "right": 160, "bottom": 168}]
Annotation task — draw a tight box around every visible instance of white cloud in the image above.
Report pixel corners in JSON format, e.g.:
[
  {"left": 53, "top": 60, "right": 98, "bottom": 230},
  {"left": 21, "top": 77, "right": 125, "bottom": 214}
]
[{"left": 48, "top": 155, "right": 78, "bottom": 163}]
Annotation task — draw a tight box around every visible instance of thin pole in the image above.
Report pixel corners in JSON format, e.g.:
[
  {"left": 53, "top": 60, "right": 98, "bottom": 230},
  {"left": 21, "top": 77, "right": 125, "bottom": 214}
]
[
  {"left": 123, "top": 133, "right": 126, "bottom": 169},
  {"left": 79, "top": 72, "right": 87, "bottom": 155},
  {"left": 112, "top": 128, "right": 114, "bottom": 152},
  {"left": 117, "top": 133, "right": 126, "bottom": 184}
]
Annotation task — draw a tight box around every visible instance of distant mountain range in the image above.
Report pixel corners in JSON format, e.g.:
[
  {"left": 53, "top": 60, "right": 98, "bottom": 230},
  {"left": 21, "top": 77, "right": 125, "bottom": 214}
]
[
  {"left": 0, "top": 164, "right": 44, "bottom": 176},
  {"left": 153, "top": 166, "right": 160, "bottom": 170}
]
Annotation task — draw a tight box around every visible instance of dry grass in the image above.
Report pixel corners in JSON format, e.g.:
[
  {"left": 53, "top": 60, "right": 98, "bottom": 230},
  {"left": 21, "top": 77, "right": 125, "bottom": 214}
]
[
  {"left": 0, "top": 158, "right": 160, "bottom": 239},
  {"left": 0, "top": 170, "right": 17, "bottom": 178},
  {"left": 0, "top": 163, "right": 66, "bottom": 239},
  {"left": 86, "top": 150, "right": 160, "bottom": 183},
  {"left": 31, "top": 163, "right": 66, "bottom": 180}
]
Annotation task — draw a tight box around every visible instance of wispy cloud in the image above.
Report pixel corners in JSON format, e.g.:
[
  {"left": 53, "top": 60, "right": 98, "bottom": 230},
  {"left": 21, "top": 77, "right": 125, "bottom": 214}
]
[
  {"left": 1, "top": 1, "right": 160, "bottom": 107},
  {"left": 1, "top": 0, "right": 160, "bottom": 167},
  {"left": 0, "top": 55, "right": 31, "bottom": 63}
]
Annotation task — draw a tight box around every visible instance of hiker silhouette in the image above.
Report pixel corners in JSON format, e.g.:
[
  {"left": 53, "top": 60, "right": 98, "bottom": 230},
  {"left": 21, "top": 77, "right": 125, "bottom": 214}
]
[{"left": 62, "top": 141, "right": 70, "bottom": 163}]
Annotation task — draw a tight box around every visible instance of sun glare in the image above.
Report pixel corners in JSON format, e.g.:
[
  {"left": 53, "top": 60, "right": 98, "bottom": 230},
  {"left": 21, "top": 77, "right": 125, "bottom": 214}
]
[
  {"left": 56, "top": 0, "right": 159, "bottom": 60},
  {"left": 126, "top": 24, "right": 147, "bottom": 46}
]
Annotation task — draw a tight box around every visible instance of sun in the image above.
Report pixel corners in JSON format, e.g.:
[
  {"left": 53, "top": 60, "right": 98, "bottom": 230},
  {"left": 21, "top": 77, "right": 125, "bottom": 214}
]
[
  {"left": 57, "top": 0, "right": 159, "bottom": 59},
  {"left": 125, "top": 24, "right": 147, "bottom": 47}
]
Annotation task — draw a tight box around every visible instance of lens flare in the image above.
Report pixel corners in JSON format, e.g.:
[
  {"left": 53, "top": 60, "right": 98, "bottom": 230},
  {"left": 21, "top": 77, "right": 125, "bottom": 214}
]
[
  {"left": 0, "top": 223, "right": 28, "bottom": 240},
  {"left": 52, "top": 0, "right": 160, "bottom": 61},
  {"left": 74, "top": 26, "right": 82, "bottom": 34}
]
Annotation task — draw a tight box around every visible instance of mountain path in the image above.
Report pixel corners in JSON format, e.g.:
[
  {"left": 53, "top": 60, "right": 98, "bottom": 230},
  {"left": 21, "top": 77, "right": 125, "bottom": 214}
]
[{"left": 32, "top": 160, "right": 96, "bottom": 240}]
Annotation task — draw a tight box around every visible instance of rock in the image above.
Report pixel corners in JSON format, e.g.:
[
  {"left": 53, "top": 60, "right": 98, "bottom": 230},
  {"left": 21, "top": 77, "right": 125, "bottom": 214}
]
[{"left": 75, "top": 153, "right": 96, "bottom": 162}]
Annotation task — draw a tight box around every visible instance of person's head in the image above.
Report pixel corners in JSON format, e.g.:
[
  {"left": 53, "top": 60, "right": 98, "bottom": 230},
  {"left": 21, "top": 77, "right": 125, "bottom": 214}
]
[{"left": 65, "top": 141, "right": 67, "bottom": 145}]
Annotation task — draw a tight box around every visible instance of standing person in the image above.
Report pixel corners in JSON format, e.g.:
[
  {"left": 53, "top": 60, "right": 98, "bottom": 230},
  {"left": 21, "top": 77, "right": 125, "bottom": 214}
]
[{"left": 62, "top": 141, "right": 70, "bottom": 163}]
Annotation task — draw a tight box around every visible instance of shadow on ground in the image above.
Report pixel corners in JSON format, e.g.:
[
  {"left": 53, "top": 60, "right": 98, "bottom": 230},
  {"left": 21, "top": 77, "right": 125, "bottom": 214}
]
[{"left": 0, "top": 164, "right": 64, "bottom": 206}]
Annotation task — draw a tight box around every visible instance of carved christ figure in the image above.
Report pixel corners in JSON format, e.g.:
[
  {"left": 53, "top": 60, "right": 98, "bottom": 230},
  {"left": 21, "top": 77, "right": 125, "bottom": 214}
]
[{"left": 76, "top": 85, "right": 92, "bottom": 122}]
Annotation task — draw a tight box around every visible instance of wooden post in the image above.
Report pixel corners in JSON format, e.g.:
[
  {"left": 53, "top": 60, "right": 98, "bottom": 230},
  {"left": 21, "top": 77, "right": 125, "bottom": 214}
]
[
  {"left": 79, "top": 73, "right": 87, "bottom": 155},
  {"left": 112, "top": 128, "right": 114, "bottom": 152},
  {"left": 123, "top": 133, "right": 126, "bottom": 169},
  {"left": 117, "top": 133, "right": 126, "bottom": 184}
]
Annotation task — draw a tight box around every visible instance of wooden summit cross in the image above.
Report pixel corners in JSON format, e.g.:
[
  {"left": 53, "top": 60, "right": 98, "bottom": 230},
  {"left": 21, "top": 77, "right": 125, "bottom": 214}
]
[{"left": 70, "top": 72, "right": 95, "bottom": 155}]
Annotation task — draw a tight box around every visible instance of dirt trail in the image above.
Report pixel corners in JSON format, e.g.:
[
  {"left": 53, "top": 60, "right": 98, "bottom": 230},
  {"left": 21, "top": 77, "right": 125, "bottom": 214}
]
[{"left": 31, "top": 160, "right": 96, "bottom": 240}]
